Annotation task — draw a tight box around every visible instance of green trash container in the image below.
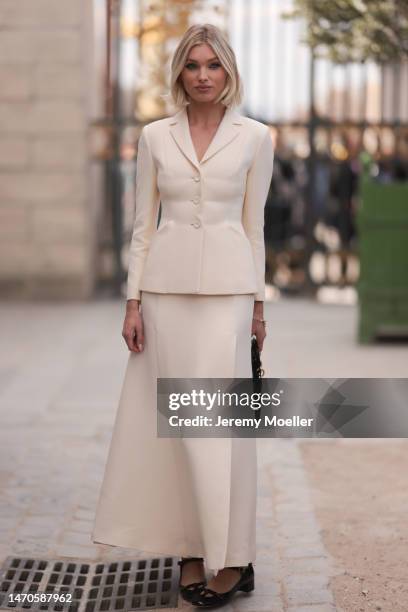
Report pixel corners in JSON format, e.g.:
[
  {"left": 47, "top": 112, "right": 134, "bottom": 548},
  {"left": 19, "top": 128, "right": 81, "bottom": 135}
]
[{"left": 356, "top": 178, "right": 408, "bottom": 343}]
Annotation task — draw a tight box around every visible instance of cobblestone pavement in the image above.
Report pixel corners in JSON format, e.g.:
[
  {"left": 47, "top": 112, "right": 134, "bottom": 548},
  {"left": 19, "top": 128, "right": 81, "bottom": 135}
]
[{"left": 1, "top": 297, "right": 407, "bottom": 611}]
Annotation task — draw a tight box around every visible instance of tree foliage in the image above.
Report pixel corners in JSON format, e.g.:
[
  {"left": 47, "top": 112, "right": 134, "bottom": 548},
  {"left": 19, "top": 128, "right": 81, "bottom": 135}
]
[{"left": 283, "top": 0, "right": 408, "bottom": 63}]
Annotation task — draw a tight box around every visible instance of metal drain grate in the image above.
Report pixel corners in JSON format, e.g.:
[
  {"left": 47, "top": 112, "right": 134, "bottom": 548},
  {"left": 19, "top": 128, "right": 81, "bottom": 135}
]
[{"left": 0, "top": 557, "right": 180, "bottom": 611}]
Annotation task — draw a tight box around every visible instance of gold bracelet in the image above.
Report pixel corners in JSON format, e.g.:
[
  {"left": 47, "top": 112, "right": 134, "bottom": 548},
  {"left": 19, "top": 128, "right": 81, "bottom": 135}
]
[{"left": 253, "top": 317, "right": 267, "bottom": 324}]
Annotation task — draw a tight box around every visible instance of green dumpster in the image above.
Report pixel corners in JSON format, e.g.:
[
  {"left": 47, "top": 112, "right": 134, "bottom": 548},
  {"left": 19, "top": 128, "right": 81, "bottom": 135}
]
[{"left": 356, "top": 178, "right": 408, "bottom": 343}]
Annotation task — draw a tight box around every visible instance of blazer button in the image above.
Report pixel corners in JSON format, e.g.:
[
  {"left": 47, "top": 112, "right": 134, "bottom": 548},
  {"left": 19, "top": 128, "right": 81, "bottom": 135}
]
[
  {"left": 191, "top": 220, "right": 201, "bottom": 228},
  {"left": 193, "top": 176, "right": 200, "bottom": 182},
  {"left": 192, "top": 197, "right": 200, "bottom": 205}
]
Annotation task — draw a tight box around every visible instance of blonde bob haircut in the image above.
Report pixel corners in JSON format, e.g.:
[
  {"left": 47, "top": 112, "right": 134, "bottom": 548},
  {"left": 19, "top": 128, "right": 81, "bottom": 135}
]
[{"left": 170, "top": 23, "right": 243, "bottom": 110}]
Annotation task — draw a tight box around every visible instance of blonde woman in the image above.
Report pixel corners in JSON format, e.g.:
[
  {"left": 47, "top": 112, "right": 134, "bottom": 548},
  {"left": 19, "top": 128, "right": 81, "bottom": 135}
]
[{"left": 92, "top": 23, "right": 274, "bottom": 609}]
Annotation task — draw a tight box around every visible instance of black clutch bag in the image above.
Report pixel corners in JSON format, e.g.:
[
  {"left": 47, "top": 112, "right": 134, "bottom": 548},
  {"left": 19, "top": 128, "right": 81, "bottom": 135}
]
[
  {"left": 251, "top": 336, "right": 264, "bottom": 419},
  {"left": 251, "top": 335, "right": 264, "bottom": 380}
]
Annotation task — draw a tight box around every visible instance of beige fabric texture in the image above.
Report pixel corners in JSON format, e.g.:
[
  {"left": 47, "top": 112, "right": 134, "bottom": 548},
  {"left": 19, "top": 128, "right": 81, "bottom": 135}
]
[
  {"left": 126, "top": 105, "right": 274, "bottom": 302},
  {"left": 92, "top": 291, "right": 257, "bottom": 572}
]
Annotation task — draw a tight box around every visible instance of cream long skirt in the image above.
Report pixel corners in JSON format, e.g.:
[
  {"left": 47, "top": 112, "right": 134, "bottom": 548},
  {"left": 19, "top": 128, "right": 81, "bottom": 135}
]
[{"left": 91, "top": 291, "right": 257, "bottom": 573}]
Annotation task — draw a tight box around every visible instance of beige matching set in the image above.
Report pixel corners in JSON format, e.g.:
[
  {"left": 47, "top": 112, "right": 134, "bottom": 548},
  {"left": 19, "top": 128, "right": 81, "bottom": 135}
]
[{"left": 92, "top": 104, "right": 274, "bottom": 572}]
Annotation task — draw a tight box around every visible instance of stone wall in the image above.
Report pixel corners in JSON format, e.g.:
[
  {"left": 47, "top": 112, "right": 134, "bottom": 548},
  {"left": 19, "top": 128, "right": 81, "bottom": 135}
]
[{"left": 0, "top": 0, "right": 96, "bottom": 299}]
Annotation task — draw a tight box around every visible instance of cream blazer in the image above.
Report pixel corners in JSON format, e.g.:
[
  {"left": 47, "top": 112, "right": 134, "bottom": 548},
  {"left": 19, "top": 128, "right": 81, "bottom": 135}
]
[{"left": 126, "top": 104, "right": 274, "bottom": 302}]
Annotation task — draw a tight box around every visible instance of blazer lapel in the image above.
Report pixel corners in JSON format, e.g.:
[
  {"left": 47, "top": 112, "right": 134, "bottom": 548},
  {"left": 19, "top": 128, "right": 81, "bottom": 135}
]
[{"left": 169, "top": 105, "right": 243, "bottom": 168}]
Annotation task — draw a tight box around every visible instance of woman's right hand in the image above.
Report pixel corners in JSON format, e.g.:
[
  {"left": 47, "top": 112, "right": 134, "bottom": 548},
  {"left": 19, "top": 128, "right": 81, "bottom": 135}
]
[{"left": 122, "top": 300, "right": 144, "bottom": 353}]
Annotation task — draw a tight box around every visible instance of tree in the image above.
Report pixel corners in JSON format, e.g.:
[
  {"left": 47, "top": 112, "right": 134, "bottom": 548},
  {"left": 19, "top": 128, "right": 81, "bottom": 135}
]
[{"left": 283, "top": 0, "right": 408, "bottom": 63}]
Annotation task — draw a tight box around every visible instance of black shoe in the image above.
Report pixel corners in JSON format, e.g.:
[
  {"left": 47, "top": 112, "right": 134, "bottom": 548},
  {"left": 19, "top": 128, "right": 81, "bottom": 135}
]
[
  {"left": 177, "top": 557, "right": 206, "bottom": 603},
  {"left": 191, "top": 563, "right": 254, "bottom": 608}
]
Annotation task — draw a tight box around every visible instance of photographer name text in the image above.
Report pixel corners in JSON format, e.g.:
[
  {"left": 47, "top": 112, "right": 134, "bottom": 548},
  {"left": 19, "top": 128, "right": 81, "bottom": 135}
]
[{"left": 168, "top": 415, "right": 314, "bottom": 429}]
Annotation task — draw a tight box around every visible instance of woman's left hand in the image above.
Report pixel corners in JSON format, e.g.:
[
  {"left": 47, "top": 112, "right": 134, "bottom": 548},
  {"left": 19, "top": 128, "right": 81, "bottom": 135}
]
[{"left": 252, "top": 318, "right": 266, "bottom": 352}]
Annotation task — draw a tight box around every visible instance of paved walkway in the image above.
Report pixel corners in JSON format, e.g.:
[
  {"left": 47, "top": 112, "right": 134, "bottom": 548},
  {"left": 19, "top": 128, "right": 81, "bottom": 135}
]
[{"left": 0, "top": 297, "right": 407, "bottom": 611}]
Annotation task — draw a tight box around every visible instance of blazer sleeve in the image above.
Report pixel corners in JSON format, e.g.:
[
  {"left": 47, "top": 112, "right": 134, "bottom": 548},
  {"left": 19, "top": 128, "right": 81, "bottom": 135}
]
[
  {"left": 242, "top": 126, "right": 274, "bottom": 301},
  {"left": 126, "top": 126, "right": 160, "bottom": 301}
]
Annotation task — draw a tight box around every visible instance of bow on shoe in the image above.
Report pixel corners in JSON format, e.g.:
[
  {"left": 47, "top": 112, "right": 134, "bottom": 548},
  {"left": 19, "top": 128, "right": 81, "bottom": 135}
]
[
  {"left": 177, "top": 557, "right": 207, "bottom": 603},
  {"left": 191, "top": 563, "right": 254, "bottom": 608}
]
